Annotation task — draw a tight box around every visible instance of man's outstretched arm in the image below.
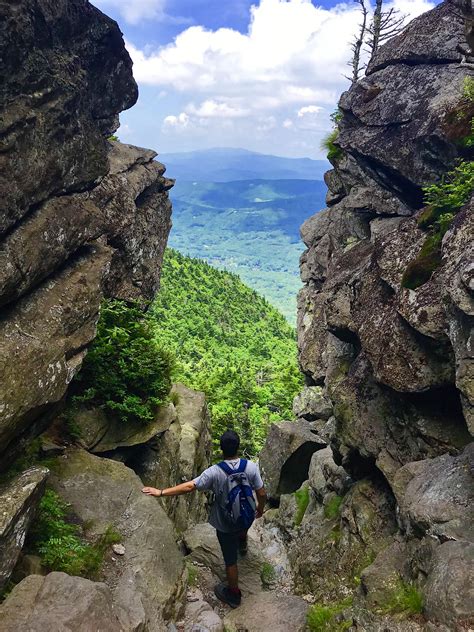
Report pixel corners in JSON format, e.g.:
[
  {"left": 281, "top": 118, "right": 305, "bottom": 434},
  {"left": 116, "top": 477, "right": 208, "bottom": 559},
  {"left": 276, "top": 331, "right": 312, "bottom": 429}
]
[
  {"left": 255, "top": 486, "right": 267, "bottom": 518},
  {"left": 142, "top": 481, "right": 196, "bottom": 497}
]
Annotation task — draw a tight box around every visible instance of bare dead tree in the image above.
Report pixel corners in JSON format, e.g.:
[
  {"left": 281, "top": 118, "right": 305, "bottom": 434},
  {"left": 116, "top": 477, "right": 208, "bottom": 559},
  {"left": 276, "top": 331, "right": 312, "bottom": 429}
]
[
  {"left": 347, "top": 0, "right": 368, "bottom": 84},
  {"left": 366, "top": 0, "right": 406, "bottom": 63}
]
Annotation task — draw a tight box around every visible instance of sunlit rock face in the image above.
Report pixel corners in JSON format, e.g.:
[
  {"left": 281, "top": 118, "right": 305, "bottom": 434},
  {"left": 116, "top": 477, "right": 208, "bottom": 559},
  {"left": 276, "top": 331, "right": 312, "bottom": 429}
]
[{"left": 0, "top": 0, "right": 174, "bottom": 466}]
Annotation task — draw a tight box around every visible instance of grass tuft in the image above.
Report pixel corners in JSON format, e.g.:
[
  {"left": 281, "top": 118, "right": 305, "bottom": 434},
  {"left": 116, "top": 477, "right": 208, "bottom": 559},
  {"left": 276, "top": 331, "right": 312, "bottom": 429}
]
[
  {"left": 307, "top": 597, "right": 353, "bottom": 631},
  {"left": 379, "top": 580, "right": 424, "bottom": 617}
]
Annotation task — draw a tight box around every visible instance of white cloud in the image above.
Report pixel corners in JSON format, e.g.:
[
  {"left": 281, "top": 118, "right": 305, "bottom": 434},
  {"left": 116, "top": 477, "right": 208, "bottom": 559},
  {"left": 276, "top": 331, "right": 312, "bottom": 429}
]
[
  {"left": 163, "top": 112, "right": 190, "bottom": 128},
  {"left": 297, "top": 105, "right": 323, "bottom": 117},
  {"left": 125, "top": 0, "right": 434, "bottom": 155},
  {"left": 94, "top": 0, "right": 166, "bottom": 25},
  {"left": 186, "top": 100, "right": 249, "bottom": 118}
]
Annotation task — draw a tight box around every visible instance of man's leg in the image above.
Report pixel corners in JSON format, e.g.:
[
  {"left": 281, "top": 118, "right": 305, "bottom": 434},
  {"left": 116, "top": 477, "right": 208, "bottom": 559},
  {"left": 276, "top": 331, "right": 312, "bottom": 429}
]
[
  {"left": 226, "top": 562, "right": 239, "bottom": 590},
  {"left": 238, "top": 530, "right": 248, "bottom": 556},
  {"left": 215, "top": 531, "right": 242, "bottom": 608}
]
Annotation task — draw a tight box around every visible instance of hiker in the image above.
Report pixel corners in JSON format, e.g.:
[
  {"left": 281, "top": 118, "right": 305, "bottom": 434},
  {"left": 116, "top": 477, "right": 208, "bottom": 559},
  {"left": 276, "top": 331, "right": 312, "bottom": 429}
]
[{"left": 142, "top": 429, "right": 267, "bottom": 608}]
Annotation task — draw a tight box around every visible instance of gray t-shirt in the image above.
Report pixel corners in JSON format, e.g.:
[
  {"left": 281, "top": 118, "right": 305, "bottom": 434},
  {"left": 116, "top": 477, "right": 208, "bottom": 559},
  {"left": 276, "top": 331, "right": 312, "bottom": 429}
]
[{"left": 194, "top": 459, "right": 264, "bottom": 533}]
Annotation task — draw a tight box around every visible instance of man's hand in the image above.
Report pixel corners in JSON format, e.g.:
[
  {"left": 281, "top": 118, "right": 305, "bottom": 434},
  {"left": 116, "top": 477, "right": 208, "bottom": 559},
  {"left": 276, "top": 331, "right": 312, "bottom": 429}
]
[
  {"left": 255, "top": 487, "right": 267, "bottom": 519},
  {"left": 142, "top": 487, "right": 161, "bottom": 496}
]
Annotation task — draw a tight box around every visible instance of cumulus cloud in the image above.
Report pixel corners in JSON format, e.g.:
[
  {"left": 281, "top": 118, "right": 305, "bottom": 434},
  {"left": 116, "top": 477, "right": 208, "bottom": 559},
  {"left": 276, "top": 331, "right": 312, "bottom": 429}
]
[
  {"left": 186, "top": 100, "right": 249, "bottom": 118},
  {"left": 298, "top": 105, "right": 323, "bottom": 117},
  {"left": 163, "top": 112, "right": 190, "bottom": 128},
  {"left": 125, "top": 0, "right": 434, "bottom": 154}
]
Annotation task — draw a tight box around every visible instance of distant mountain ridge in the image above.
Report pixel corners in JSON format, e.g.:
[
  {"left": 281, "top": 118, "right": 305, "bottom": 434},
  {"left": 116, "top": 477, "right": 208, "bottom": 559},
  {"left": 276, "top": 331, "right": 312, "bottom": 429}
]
[
  {"left": 159, "top": 147, "right": 328, "bottom": 182},
  {"left": 168, "top": 178, "right": 327, "bottom": 323}
]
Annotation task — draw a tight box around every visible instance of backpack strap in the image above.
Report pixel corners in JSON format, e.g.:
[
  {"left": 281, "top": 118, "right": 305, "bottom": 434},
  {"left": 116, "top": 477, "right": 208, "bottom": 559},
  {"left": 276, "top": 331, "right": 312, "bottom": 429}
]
[
  {"left": 217, "top": 459, "right": 248, "bottom": 476},
  {"left": 217, "top": 461, "right": 234, "bottom": 476},
  {"left": 236, "top": 459, "right": 248, "bottom": 474}
]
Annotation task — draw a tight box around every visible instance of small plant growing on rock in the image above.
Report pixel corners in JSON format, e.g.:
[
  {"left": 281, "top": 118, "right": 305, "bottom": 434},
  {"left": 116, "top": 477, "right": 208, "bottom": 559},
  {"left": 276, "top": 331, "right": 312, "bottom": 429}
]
[
  {"left": 73, "top": 299, "right": 173, "bottom": 424},
  {"left": 307, "top": 597, "right": 353, "bottom": 631},
  {"left": 324, "top": 495, "right": 343, "bottom": 520},
  {"left": 294, "top": 485, "right": 310, "bottom": 526},
  {"left": 321, "top": 110, "right": 344, "bottom": 163},
  {"left": 402, "top": 160, "right": 474, "bottom": 290},
  {"left": 378, "top": 580, "right": 423, "bottom": 617},
  {"left": 187, "top": 562, "right": 199, "bottom": 587},
  {"left": 260, "top": 562, "right": 277, "bottom": 588},
  {"left": 27, "top": 489, "right": 121, "bottom": 579}
]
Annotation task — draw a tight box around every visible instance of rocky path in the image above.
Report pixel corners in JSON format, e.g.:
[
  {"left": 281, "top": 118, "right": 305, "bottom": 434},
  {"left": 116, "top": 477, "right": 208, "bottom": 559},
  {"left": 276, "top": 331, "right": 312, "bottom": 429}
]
[{"left": 174, "top": 519, "right": 309, "bottom": 632}]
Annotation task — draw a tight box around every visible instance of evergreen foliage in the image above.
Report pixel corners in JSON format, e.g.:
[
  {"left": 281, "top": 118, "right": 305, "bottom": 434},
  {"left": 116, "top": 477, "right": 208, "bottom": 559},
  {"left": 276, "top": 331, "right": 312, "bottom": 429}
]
[
  {"left": 321, "top": 111, "right": 344, "bottom": 163},
  {"left": 74, "top": 300, "right": 173, "bottom": 424},
  {"left": 150, "top": 249, "right": 303, "bottom": 456},
  {"left": 402, "top": 80, "right": 474, "bottom": 292},
  {"left": 402, "top": 160, "right": 474, "bottom": 289}
]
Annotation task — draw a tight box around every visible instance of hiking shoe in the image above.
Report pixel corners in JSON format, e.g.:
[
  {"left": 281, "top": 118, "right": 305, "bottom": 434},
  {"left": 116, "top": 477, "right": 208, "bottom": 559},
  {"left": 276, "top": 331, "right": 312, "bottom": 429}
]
[
  {"left": 238, "top": 537, "right": 248, "bottom": 556},
  {"left": 214, "top": 582, "right": 242, "bottom": 608}
]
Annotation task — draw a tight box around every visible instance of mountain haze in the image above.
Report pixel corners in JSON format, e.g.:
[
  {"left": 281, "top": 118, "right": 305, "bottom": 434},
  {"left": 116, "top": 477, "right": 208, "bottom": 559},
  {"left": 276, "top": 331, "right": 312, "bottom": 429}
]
[{"left": 160, "top": 148, "right": 329, "bottom": 182}]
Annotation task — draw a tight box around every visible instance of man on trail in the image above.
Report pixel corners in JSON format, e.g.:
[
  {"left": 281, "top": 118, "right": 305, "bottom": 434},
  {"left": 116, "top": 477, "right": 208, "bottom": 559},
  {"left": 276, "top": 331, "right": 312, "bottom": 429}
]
[{"left": 142, "top": 429, "right": 267, "bottom": 608}]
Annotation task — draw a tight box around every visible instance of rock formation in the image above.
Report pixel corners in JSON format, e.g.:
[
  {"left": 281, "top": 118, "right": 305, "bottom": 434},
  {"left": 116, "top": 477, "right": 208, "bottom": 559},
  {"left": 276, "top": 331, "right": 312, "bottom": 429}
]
[
  {"left": 261, "top": 1, "right": 473, "bottom": 629},
  {"left": 0, "top": 0, "right": 173, "bottom": 469}
]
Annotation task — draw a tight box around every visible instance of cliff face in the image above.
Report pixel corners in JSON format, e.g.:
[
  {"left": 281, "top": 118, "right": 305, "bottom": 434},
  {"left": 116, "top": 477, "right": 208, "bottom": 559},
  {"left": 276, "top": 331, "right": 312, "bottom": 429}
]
[
  {"left": 298, "top": 0, "right": 473, "bottom": 481},
  {"left": 259, "top": 1, "right": 473, "bottom": 628},
  {"left": 0, "top": 0, "right": 173, "bottom": 467}
]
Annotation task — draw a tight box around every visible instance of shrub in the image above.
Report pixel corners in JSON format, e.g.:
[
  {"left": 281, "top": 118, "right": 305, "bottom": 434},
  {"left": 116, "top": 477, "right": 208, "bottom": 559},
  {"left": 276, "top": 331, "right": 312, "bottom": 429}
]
[
  {"left": 463, "top": 76, "right": 474, "bottom": 102},
  {"left": 28, "top": 489, "right": 121, "bottom": 579},
  {"left": 402, "top": 160, "right": 474, "bottom": 290},
  {"left": 324, "top": 495, "right": 343, "bottom": 520},
  {"left": 74, "top": 300, "right": 173, "bottom": 424},
  {"left": 420, "top": 161, "right": 474, "bottom": 227},
  {"left": 321, "top": 129, "right": 344, "bottom": 163},
  {"left": 294, "top": 485, "right": 310, "bottom": 526}
]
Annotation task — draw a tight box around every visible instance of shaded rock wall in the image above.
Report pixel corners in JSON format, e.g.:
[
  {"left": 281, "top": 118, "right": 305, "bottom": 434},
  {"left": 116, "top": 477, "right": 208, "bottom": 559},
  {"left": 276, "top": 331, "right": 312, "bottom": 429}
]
[
  {"left": 274, "top": 1, "right": 474, "bottom": 628},
  {"left": 0, "top": 0, "right": 173, "bottom": 468},
  {"left": 298, "top": 0, "right": 473, "bottom": 481}
]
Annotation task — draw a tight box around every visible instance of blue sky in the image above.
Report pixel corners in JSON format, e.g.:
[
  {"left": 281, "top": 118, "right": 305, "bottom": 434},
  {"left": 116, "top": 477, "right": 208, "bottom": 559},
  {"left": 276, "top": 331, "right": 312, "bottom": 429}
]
[{"left": 92, "top": 0, "right": 434, "bottom": 158}]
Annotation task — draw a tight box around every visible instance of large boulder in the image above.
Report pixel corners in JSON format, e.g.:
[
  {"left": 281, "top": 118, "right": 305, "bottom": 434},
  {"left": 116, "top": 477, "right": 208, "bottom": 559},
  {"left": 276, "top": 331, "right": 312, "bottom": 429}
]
[
  {"left": 308, "top": 446, "right": 352, "bottom": 503},
  {"left": 292, "top": 386, "right": 333, "bottom": 421},
  {"left": 223, "top": 592, "right": 309, "bottom": 632},
  {"left": 136, "top": 383, "right": 212, "bottom": 533},
  {"left": 423, "top": 540, "right": 474, "bottom": 627},
  {"left": 49, "top": 448, "right": 185, "bottom": 628},
  {"left": 0, "top": 0, "right": 137, "bottom": 235},
  {"left": 393, "top": 444, "right": 474, "bottom": 542},
  {"left": 0, "top": 467, "right": 49, "bottom": 591},
  {"left": 259, "top": 421, "right": 326, "bottom": 500},
  {"left": 289, "top": 479, "right": 397, "bottom": 601},
  {"left": 75, "top": 403, "right": 176, "bottom": 454},
  {"left": 0, "top": 572, "right": 127, "bottom": 632},
  {"left": 0, "top": 0, "right": 174, "bottom": 466}
]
